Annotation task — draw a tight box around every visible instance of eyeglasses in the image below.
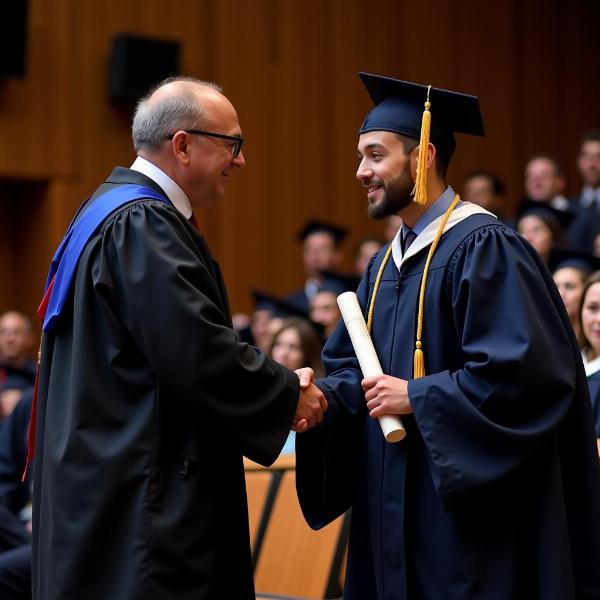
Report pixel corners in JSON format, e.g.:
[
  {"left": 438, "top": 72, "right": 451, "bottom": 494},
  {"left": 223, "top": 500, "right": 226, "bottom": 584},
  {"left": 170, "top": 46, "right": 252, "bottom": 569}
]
[{"left": 167, "top": 129, "right": 244, "bottom": 158}]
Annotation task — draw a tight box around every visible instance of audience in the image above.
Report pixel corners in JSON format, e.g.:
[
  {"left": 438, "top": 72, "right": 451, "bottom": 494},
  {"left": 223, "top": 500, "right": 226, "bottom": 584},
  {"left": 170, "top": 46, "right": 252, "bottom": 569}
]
[
  {"left": 0, "top": 312, "right": 36, "bottom": 422},
  {"left": 566, "top": 129, "right": 600, "bottom": 252},
  {"left": 516, "top": 202, "right": 572, "bottom": 264},
  {"left": 551, "top": 250, "right": 600, "bottom": 339},
  {"left": 523, "top": 155, "right": 568, "bottom": 209},
  {"left": 462, "top": 169, "right": 508, "bottom": 221},
  {"left": 269, "top": 318, "right": 325, "bottom": 455},
  {"left": 286, "top": 220, "right": 347, "bottom": 313},
  {"left": 309, "top": 286, "right": 343, "bottom": 341},
  {"left": 573, "top": 129, "right": 600, "bottom": 213},
  {"left": 0, "top": 387, "right": 33, "bottom": 598},
  {"left": 354, "top": 237, "right": 383, "bottom": 275}
]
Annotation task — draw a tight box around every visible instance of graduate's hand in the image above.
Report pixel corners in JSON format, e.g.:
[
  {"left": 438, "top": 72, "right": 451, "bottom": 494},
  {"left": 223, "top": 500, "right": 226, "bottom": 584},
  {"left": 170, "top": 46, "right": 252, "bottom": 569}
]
[
  {"left": 362, "top": 375, "right": 414, "bottom": 418},
  {"left": 292, "top": 368, "right": 327, "bottom": 432}
]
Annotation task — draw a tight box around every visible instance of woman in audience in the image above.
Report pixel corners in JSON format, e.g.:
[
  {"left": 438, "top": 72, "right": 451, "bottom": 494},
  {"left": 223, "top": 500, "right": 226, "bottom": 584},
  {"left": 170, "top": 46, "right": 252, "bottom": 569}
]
[
  {"left": 269, "top": 318, "right": 324, "bottom": 455},
  {"left": 269, "top": 318, "right": 324, "bottom": 378},
  {"left": 516, "top": 202, "right": 572, "bottom": 264},
  {"left": 551, "top": 250, "right": 600, "bottom": 338},
  {"left": 578, "top": 271, "right": 600, "bottom": 437}
]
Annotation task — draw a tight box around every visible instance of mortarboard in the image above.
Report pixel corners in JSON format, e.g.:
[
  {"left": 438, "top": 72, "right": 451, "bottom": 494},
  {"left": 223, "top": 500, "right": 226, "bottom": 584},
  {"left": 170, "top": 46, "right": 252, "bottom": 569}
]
[
  {"left": 252, "top": 289, "right": 309, "bottom": 320},
  {"left": 359, "top": 73, "right": 485, "bottom": 205},
  {"left": 296, "top": 220, "right": 348, "bottom": 246},
  {"left": 318, "top": 270, "right": 362, "bottom": 293},
  {"left": 549, "top": 249, "right": 600, "bottom": 276}
]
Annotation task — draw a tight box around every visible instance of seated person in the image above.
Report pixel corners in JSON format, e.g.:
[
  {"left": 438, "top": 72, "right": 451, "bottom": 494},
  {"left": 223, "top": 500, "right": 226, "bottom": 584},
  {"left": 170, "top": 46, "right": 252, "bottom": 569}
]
[
  {"left": 286, "top": 220, "right": 347, "bottom": 313},
  {"left": 269, "top": 318, "right": 324, "bottom": 455},
  {"left": 0, "top": 312, "right": 36, "bottom": 421},
  {"left": 354, "top": 236, "right": 383, "bottom": 275},
  {"left": 0, "top": 388, "right": 33, "bottom": 598},
  {"left": 578, "top": 272, "right": 600, "bottom": 436},
  {"left": 309, "top": 284, "right": 344, "bottom": 341},
  {"left": 462, "top": 169, "right": 509, "bottom": 222},
  {"left": 515, "top": 201, "right": 573, "bottom": 264},
  {"left": 550, "top": 249, "right": 600, "bottom": 338}
]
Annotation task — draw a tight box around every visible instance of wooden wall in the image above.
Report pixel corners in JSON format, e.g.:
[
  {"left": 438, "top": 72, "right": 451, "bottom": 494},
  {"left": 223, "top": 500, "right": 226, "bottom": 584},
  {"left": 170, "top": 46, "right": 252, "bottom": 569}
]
[{"left": 0, "top": 0, "right": 599, "bottom": 324}]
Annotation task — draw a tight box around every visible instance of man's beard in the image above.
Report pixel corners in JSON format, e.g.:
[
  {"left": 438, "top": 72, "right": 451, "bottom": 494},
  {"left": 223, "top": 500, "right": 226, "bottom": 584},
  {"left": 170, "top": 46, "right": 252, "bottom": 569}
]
[{"left": 367, "top": 162, "right": 415, "bottom": 220}]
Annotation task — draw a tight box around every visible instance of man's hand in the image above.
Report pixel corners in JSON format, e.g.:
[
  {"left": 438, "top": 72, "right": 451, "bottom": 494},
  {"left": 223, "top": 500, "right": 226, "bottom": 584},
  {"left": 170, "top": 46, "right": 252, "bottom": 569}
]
[
  {"left": 362, "top": 375, "right": 413, "bottom": 418},
  {"left": 292, "top": 368, "right": 327, "bottom": 432}
]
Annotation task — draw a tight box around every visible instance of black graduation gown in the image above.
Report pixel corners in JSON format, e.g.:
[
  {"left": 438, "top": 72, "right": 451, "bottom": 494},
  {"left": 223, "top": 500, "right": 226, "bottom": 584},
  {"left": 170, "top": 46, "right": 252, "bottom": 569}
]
[
  {"left": 296, "top": 213, "right": 600, "bottom": 600},
  {"left": 32, "top": 168, "right": 299, "bottom": 600}
]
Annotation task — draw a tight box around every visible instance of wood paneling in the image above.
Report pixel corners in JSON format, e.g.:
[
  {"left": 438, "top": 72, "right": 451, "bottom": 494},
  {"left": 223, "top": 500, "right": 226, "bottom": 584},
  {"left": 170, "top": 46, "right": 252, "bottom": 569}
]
[{"left": 0, "top": 0, "right": 598, "bottom": 318}]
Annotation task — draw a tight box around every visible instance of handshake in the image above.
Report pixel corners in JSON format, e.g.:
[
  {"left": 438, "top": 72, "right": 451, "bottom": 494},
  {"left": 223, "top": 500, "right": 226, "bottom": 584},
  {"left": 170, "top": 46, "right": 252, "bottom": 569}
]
[{"left": 291, "top": 367, "right": 327, "bottom": 433}]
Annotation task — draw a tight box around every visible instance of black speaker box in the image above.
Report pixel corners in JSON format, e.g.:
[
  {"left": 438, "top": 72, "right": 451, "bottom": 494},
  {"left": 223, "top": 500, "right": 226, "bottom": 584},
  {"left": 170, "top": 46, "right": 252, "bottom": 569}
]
[
  {"left": 108, "top": 34, "right": 180, "bottom": 102},
  {"left": 0, "top": 0, "right": 28, "bottom": 78}
]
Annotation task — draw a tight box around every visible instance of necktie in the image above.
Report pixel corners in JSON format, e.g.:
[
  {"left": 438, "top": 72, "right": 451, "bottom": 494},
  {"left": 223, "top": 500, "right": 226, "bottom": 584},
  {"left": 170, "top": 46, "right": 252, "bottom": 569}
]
[{"left": 402, "top": 229, "right": 417, "bottom": 254}]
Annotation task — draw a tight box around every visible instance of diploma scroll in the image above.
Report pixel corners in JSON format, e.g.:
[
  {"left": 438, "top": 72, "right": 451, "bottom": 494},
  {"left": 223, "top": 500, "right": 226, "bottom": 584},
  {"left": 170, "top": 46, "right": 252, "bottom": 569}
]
[{"left": 337, "top": 291, "right": 406, "bottom": 443}]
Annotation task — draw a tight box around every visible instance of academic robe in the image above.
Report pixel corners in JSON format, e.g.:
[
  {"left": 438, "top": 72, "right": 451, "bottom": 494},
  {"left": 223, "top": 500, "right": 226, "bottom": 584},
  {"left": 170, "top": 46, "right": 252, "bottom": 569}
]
[
  {"left": 296, "top": 210, "right": 600, "bottom": 600},
  {"left": 32, "top": 168, "right": 299, "bottom": 600}
]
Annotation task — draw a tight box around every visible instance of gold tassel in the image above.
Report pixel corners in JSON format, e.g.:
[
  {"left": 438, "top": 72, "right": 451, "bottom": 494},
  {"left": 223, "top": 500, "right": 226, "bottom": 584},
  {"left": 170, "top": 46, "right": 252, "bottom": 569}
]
[
  {"left": 413, "top": 341, "right": 425, "bottom": 378},
  {"left": 411, "top": 86, "right": 432, "bottom": 206}
]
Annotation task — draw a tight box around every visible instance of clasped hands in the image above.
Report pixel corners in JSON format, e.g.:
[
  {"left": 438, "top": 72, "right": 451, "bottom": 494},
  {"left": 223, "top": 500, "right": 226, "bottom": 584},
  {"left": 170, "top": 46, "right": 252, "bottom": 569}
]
[
  {"left": 293, "top": 369, "right": 413, "bottom": 433},
  {"left": 292, "top": 368, "right": 327, "bottom": 432}
]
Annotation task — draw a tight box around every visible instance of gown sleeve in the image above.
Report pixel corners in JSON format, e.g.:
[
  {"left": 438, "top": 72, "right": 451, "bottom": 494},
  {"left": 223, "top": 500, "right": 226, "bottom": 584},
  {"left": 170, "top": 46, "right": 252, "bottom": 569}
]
[
  {"left": 94, "top": 200, "right": 299, "bottom": 466},
  {"left": 296, "top": 259, "right": 375, "bottom": 529},
  {"left": 408, "top": 224, "right": 589, "bottom": 508}
]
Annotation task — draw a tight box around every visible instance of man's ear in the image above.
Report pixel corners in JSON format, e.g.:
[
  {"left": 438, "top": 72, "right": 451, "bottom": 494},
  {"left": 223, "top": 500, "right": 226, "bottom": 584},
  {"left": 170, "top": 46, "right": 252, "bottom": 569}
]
[{"left": 171, "top": 131, "right": 191, "bottom": 165}]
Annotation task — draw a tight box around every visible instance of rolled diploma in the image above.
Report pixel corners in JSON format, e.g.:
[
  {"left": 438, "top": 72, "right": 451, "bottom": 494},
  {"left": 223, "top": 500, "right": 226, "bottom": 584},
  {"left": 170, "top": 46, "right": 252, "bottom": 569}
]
[{"left": 337, "top": 291, "right": 406, "bottom": 443}]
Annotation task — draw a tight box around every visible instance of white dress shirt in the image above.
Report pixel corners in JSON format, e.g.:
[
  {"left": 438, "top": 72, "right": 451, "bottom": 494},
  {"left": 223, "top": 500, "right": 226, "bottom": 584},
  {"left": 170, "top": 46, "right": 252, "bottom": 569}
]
[{"left": 130, "top": 156, "right": 192, "bottom": 219}]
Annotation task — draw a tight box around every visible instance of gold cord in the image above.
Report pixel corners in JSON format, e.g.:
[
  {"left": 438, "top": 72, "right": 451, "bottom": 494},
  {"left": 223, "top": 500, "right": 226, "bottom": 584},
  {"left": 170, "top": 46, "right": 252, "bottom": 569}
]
[
  {"left": 366, "top": 194, "right": 461, "bottom": 376},
  {"left": 366, "top": 243, "right": 393, "bottom": 333}
]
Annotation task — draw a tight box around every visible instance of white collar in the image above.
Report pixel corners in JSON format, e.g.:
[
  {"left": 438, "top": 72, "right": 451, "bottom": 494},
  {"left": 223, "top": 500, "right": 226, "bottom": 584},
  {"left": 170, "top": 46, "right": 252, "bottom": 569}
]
[
  {"left": 130, "top": 156, "right": 192, "bottom": 219},
  {"left": 582, "top": 352, "right": 600, "bottom": 377},
  {"left": 392, "top": 202, "right": 495, "bottom": 270}
]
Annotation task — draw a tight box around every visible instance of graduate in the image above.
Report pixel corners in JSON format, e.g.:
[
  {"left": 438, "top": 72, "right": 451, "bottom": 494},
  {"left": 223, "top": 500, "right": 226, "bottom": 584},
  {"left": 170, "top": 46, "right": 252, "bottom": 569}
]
[{"left": 295, "top": 73, "right": 600, "bottom": 599}]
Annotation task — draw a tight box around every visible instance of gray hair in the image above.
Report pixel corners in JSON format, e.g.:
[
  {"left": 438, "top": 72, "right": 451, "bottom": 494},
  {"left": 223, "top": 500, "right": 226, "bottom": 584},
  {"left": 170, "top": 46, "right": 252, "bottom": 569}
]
[{"left": 132, "top": 76, "right": 223, "bottom": 152}]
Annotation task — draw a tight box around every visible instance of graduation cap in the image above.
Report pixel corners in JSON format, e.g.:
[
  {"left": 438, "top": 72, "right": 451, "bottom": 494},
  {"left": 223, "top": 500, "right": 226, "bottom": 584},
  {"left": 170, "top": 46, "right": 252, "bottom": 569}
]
[
  {"left": 359, "top": 72, "right": 485, "bottom": 205},
  {"left": 252, "top": 289, "right": 309, "bottom": 319},
  {"left": 516, "top": 201, "right": 574, "bottom": 238},
  {"left": 296, "top": 220, "right": 348, "bottom": 246},
  {"left": 548, "top": 249, "right": 600, "bottom": 276},
  {"left": 318, "top": 270, "right": 362, "bottom": 293}
]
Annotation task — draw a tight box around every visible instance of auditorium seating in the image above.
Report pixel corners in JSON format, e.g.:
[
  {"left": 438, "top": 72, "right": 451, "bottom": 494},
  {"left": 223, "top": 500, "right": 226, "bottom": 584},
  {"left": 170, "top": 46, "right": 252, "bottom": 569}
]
[{"left": 245, "top": 456, "right": 348, "bottom": 600}]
